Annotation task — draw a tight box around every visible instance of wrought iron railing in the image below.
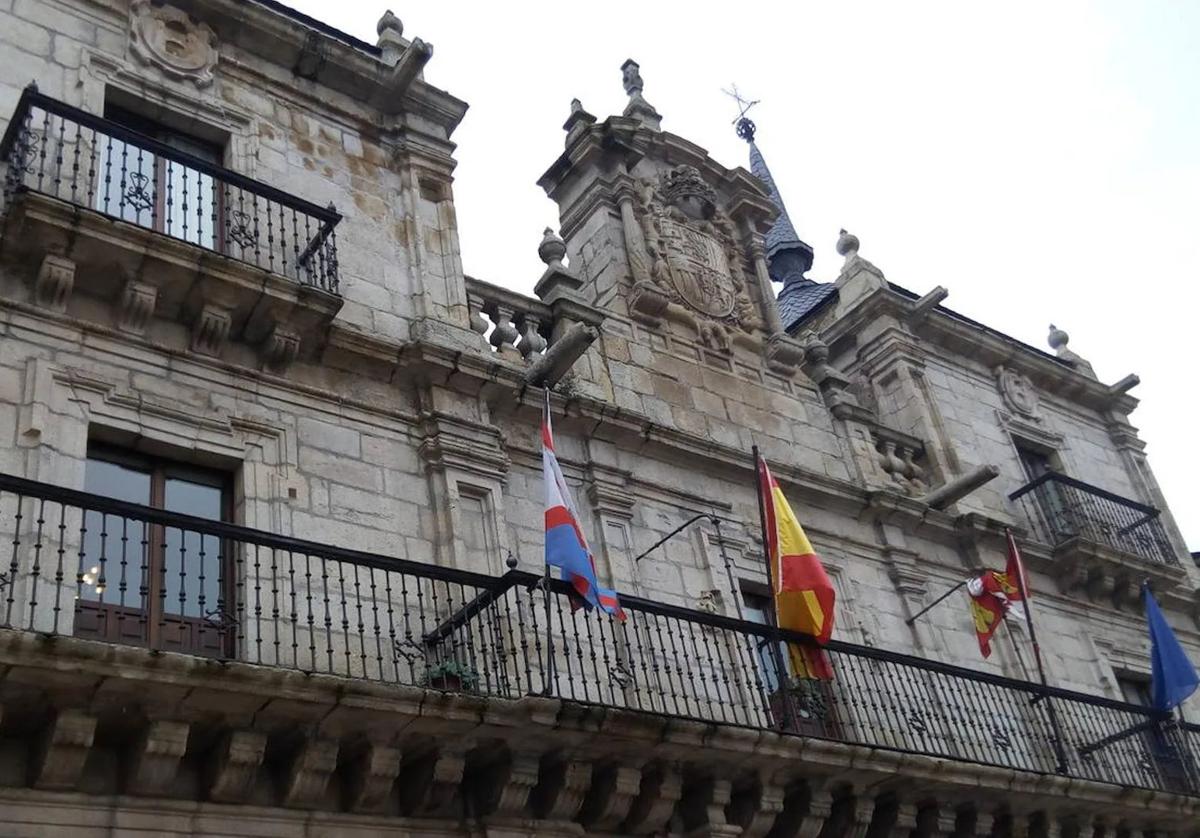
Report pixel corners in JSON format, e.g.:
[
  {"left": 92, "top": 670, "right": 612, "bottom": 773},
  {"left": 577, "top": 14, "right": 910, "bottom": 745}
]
[
  {"left": 0, "top": 471, "right": 1195, "bottom": 796},
  {"left": 1010, "top": 472, "right": 1178, "bottom": 566},
  {"left": 0, "top": 85, "right": 341, "bottom": 293}
]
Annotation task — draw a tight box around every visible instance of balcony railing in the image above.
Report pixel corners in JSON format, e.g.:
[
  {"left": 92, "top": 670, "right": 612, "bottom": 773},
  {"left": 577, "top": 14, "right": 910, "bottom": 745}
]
[
  {"left": 1010, "top": 472, "right": 1178, "bottom": 566},
  {"left": 0, "top": 471, "right": 1196, "bottom": 797},
  {"left": 0, "top": 85, "right": 341, "bottom": 293}
]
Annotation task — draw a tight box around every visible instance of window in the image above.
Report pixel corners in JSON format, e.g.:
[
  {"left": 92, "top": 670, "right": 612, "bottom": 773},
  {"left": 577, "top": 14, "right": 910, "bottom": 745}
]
[
  {"left": 74, "top": 446, "right": 231, "bottom": 657},
  {"left": 1017, "top": 444, "right": 1056, "bottom": 482},
  {"left": 742, "top": 587, "right": 842, "bottom": 738},
  {"left": 1117, "top": 674, "right": 1152, "bottom": 707},
  {"left": 97, "top": 103, "right": 224, "bottom": 249}
]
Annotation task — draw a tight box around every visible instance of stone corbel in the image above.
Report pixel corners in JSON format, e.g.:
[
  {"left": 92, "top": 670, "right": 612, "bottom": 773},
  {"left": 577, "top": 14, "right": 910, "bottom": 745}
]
[
  {"left": 127, "top": 719, "right": 190, "bottom": 796},
  {"left": 281, "top": 738, "right": 339, "bottom": 808},
  {"left": 467, "top": 743, "right": 543, "bottom": 820},
  {"left": 796, "top": 784, "right": 836, "bottom": 838},
  {"left": 624, "top": 762, "right": 683, "bottom": 835},
  {"left": 578, "top": 762, "right": 643, "bottom": 831},
  {"left": 528, "top": 753, "right": 593, "bottom": 821},
  {"left": 261, "top": 323, "right": 301, "bottom": 372},
  {"left": 31, "top": 709, "right": 96, "bottom": 790},
  {"left": 34, "top": 254, "right": 74, "bottom": 312},
  {"left": 206, "top": 729, "right": 267, "bottom": 803},
  {"left": 725, "top": 774, "right": 787, "bottom": 838},
  {"left": 191, "top": 303, "right": 232, "bottom": 357},
  {"left": 342, "top": 741, "right": 402, "bottom": 814},
  {"left": 116, "top": 279, "right": 158, "bottom": 334},
  {"left": 398, "top": 740, "right": 471, "bottom": 817},
  {"left": 679, "top": 773, "right": 742, "bottom": 837}
]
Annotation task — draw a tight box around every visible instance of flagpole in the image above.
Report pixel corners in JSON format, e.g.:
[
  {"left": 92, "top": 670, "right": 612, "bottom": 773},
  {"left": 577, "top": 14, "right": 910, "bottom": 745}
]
[
  {"left": 904, "top": 579, "right": 968, "bottom": 626},
  {"left": 542, "top": 390, "right": 556, "bottom": 696},
  {"left": 1006, "top": 528, "right": 1069, "bottom": 774},
  {"left": 751, "top": 445, "right": 799, "bottom": 733}
]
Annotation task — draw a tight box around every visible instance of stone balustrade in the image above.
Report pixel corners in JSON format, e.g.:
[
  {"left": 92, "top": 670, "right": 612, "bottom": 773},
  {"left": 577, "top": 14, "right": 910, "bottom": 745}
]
[{"left": 871, "top": 426, "right": 929, "bottom": 495}]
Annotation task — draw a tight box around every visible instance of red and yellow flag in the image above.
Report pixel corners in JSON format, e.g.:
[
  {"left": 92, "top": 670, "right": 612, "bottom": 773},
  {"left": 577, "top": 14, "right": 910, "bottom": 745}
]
[
  {"left": 756, "top": 455, "right": 836, "bottom": 680},
  {"left": 966, "top": 530, "right": 1031, "bottom": 658}
]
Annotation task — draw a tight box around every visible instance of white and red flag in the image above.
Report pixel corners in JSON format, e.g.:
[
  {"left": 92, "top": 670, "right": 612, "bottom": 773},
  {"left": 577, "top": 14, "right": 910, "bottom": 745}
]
[{"left": 542, "top": 394, "right": 623, "bottom": 619}]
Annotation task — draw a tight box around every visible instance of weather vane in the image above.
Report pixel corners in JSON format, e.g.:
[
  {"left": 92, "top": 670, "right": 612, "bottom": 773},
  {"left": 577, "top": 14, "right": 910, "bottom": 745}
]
[{"left": 721, "top": 83, "right": 760, "bottom": 142}]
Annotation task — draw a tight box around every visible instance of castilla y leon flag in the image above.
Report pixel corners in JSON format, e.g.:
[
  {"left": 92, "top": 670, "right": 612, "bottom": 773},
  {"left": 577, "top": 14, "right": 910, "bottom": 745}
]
[
  {"left": 542, "top": 393, "right": 624, "bottom": 620},
  {"left": 755, "top": 453, "right": 835, "bottom": 680},
  {"left": 965, "top": 530, "right": 1030, "bottom": 657}
]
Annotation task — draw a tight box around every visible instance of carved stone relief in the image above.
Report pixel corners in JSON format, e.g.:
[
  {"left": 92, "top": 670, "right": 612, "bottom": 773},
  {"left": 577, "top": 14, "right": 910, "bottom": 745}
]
[
  {"left": 994, "top": 366, "right": 1039, "bottom": 420},
  {"left": 129, "top": 0, "right": 218, "bottom": 88},
  {"left": 631, "top": 165, "right": 759, "bottom": 332}
]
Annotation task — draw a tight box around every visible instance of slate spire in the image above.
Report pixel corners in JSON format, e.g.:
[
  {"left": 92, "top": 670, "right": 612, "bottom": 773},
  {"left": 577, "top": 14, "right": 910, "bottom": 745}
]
[
  {"left": 737, "top": 116, "right": 830, "bottom": 331},
  {"left": 737, "top": 116, "right": 814, "bottom": 284}
]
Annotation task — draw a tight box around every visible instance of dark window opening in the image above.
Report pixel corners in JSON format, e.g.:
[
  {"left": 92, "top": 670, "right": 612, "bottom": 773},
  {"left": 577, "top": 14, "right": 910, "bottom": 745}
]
[
  {"left": 74, "top": 445, "right": 232, "bottom": 658},
  {"left": 742, "top": 587, "right": 841, "bottom": 739},
  {"left": 96, "top": 95, "right": 227, "bottom": 249}
]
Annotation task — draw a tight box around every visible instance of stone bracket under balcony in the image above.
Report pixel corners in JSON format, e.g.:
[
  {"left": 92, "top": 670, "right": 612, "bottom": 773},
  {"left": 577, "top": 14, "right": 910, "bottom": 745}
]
[
  {"left": 1038, "top": 534, "right": 1188, "bottom": 610},
  {"left": 0, "top": 630, "right": 1195, "bottom": 835},
  {"left": 2, "top": 191, "right": 342, "bottom": 369},
  {"left": 0, "top": 88, "right": 343, "bottom": 372}
]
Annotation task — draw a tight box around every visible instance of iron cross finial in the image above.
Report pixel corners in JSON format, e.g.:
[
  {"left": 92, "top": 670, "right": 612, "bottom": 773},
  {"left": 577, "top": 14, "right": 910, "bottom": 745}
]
[
  {"left": 721, "top": 83, "right": 760, "bottom": 123},
  {"left": 722, "top": 84, "right": 761, "bottom": 142}
]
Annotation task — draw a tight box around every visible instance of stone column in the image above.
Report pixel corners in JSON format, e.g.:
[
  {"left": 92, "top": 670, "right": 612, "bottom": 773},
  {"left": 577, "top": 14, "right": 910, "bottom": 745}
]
[
  {"left": 617, "top": 189, "right": 652, "bottom": 286},
  {"left": 747, "top": 233, "right": 784, "bottom": 335}
]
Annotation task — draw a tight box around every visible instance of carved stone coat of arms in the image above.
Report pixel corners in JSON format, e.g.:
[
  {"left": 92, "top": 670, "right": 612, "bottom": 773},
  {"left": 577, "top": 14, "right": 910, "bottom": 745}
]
[{"left": 631, "top": 165, "right": 759, "bottom": 336}]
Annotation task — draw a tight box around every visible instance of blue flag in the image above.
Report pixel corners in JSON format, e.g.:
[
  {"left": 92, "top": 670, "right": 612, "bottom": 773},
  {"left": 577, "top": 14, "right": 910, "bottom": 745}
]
[{"left": 1144, "top": 584, "right": 1199, "bottom": 712}]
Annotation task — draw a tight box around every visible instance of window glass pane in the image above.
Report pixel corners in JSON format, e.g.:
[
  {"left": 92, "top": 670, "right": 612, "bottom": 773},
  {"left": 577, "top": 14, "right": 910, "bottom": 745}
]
[
  {"left": 743, "top": 592, "right": 785, "bottom": 694},
  {"left": 80, "top": 458, "right": 151, "bottom": 607},
  {"left": 162, "top": 478, "right": 223, "bottom": 618}
]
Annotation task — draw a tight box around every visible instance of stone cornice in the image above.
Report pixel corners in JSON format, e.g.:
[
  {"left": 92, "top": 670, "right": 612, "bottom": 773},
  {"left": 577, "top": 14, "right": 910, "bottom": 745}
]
[
  {"left": 179, "top": 0, "right": 468, "bottom": 137},
  {"left": 825, "top": 287, "right": 1140, "bottom": 416}
]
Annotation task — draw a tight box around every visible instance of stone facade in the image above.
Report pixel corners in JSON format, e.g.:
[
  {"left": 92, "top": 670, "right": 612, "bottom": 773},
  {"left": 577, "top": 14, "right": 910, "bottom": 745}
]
[{"left": 0, "top": 1, "right": 1196, "bottom": 836}]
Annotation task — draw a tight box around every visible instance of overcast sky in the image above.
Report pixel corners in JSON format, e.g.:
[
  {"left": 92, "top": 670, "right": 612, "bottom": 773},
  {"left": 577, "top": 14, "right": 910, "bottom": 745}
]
[{"left": 286, "top": 0, "right": 1199, "bottom": 548}]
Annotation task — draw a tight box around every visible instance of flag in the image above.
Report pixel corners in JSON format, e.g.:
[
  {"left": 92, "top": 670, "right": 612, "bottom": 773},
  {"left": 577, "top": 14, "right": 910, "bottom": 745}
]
[
  {"left": 542, "top": 394, "right": 623, "bottom": 619},
  {"left": 964, "top": 531, "right": 1030, "bottom": 658},
  {"left": 1144, "top": 584, "right": 1198, "bottom": 712},
  {"left": 756, "top": 453, "right": 835, "bottom": 680}
]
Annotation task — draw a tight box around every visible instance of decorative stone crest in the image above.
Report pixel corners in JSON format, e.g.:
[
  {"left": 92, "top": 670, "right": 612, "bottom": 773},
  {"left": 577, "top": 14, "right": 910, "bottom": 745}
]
[
  {"left": 633, "top": 166, "right": 758, "bottom": 330},
  {"left": 995, "top": 366, "right": 1039, "bottom": 419},
  {"left": 129, "top": 0, "right": 218, "bottom": 88}
]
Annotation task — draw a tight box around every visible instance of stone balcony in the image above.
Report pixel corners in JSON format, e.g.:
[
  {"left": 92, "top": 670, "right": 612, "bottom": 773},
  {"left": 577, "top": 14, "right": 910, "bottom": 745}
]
[
  {"left": 1010, "top": 472, "right": 1188, "bottom": 606},
  {"left": 0, "top": 470, "right": 1197, "bottom": 834},
  {"left": 0, "top": 85, "right": 343, "bottom": 370}
]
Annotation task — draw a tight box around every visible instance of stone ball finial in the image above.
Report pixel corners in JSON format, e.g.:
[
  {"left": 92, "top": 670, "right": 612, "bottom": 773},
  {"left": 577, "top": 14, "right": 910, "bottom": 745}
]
[
  {"left": 505, "top": 552, "right": 519, "bottom": 570},
  {"left": 1048, "top": 323, "right": 1069, "bottom": 352},
  {"left": 377, "top": 9, "right": 403, "bottom": 38},
  {"left": 538, "top": 227, "right": 567, "bottom": 268},
  {"left": 836, "top": 228, "right": 859, "bottom": 257}
]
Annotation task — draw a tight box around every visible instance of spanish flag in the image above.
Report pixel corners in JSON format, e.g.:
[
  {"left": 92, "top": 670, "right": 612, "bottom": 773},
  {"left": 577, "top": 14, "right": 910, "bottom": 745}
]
[{"left": 756, "top": 454, "right": 835, "bottom": 680}]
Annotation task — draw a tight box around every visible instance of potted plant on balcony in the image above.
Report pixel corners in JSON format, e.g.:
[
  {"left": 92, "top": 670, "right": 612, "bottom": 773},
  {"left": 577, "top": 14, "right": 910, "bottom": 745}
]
[{"left": 421, "top": 659, "right": 480, "bottom": 693}]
